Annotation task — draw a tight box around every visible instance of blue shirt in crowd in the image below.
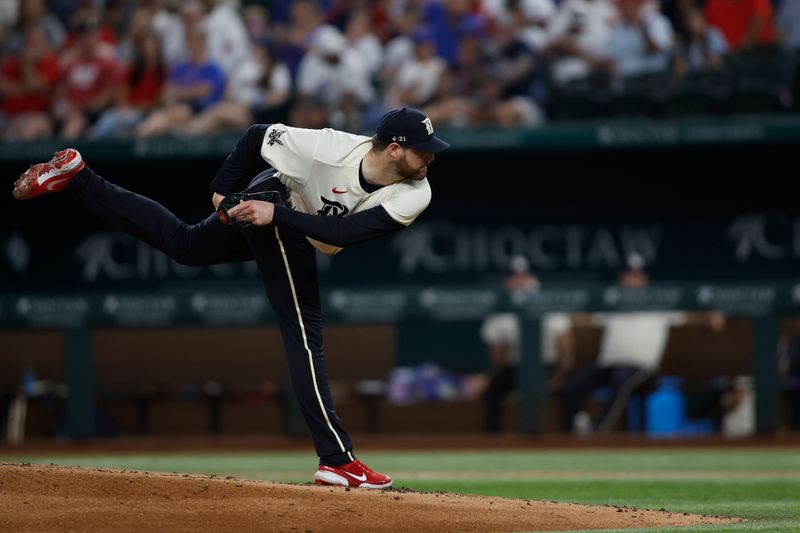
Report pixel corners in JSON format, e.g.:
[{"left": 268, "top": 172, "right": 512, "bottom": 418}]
[{"left": 168, "top": 60, "right": 227, "bottom": 112}]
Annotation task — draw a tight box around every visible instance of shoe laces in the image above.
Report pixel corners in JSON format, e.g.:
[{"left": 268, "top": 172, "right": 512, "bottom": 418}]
[{"left": 352, "top": 460, "right": 377, "bottom": 476}]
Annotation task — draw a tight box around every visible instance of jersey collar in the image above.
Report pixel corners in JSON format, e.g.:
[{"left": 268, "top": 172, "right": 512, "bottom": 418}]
[{"left": 359, "top": 160, "right": 383, "bottom": 194}]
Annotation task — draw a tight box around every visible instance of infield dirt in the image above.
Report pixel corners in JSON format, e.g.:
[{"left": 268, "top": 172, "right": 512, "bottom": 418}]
[{"left": 1, "top": 463, "right": 741, "bottom": 532}]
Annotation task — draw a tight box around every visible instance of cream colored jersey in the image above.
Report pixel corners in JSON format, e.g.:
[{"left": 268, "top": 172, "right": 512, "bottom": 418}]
[{"left": 259, "top": 124, "right": 432, "bottom": 254}]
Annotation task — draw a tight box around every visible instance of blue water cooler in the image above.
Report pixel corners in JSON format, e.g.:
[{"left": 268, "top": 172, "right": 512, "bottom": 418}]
[{"left": 645, "top": 376, "right": 686, "bottom": 437}]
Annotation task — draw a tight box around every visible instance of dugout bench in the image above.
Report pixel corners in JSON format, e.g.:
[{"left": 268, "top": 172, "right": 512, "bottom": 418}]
[{"left": 1, "top": 282, "right": 798, "bottom": 441}]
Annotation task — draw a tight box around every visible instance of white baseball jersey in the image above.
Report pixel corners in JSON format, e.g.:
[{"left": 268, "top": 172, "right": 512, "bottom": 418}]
[
  {"left": 594, "top": 312, "right": 687, "bottom": 372},
  {"left": 259, "top": 124, "right": 432, "bottom": 254}
]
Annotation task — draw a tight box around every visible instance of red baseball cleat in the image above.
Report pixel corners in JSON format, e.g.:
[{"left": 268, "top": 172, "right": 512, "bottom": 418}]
[
  {"left": 12, "top": 149, "right": 85, "bottom": 200},
  {"left": 314, "top": 459, "right": 393, "bottom": 489}
]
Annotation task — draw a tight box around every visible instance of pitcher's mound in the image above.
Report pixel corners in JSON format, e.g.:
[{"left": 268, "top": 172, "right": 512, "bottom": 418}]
[{"left": 1, "top": 463, "right": 739, "bottom": 532}]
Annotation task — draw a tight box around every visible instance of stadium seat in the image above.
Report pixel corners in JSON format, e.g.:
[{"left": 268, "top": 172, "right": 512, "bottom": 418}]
[
  {"left": 665, "top": 70, "right": 730, "bottom": 117},
  {"left": 609, "top": 73, "right": 670, "bottom": 119},
  {"left": 551, "top": 92, "right": 611, "bottom": 120},
  {"left": 727, "top": 45, "right": 792, "bottom": 114},
  {"left": 547, "top": 72, "right": 612, "bottom": 120}
]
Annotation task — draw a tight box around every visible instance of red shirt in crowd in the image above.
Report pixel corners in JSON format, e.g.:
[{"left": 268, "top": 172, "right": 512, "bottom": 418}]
[
  {"left": 125, "top": 67, "right": 165, "bottom": 109},
  {"left": 1, "top": 53, "right": 59, "bottom": 115},
  {"left": 60, "top": 54, "right": 124, "bottom": 109},
  {"left": 704, "top": 0, "right": 776, "bottom": 50}
]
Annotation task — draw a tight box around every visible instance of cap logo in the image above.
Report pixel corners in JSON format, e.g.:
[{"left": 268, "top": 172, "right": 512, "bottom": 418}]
[{"left": 422, "top": 117, "right": 433, "bottom": 135}]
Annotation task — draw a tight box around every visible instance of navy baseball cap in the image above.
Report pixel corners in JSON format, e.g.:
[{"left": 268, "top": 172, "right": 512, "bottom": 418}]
[{"left": 376, "top": 108, "right": 450, "bottom": 153}]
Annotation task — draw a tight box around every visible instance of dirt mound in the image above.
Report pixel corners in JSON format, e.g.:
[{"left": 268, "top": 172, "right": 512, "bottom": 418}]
[{"left": 0, "top": 463, "right": 739, "bottom": 532}]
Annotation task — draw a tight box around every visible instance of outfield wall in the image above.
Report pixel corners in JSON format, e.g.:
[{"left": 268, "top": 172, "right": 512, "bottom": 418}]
[{"left": 1, "top": 117, "right": 799, "bottom": 292}]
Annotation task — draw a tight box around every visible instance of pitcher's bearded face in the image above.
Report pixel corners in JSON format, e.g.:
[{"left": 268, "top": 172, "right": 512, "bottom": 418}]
[{"left": 396, "top": 147, "right": 434, "bottom": 181}]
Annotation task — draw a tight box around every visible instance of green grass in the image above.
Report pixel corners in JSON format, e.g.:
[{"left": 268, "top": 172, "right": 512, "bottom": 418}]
[{"left": 3, "top": 448, "right": 799, "bottom": 532}]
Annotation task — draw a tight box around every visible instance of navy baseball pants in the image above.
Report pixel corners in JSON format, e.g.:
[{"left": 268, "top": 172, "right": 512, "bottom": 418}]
[{"left": 68, "top": 167, "right": 355, "bottom": 466}]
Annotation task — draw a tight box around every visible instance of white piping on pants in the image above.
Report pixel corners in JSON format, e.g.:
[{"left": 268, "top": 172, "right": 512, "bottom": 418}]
[{"left": 274, "top": 226, "right": 346, "bottom": 453}]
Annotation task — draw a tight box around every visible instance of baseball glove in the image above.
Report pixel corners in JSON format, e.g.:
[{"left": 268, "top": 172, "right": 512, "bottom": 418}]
[{"left": 217, "top": 170, "right": 292, "bottom": 227}]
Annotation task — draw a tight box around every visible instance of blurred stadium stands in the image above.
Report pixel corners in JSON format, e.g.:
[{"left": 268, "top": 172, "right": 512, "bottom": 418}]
[{"left": 2, "top": 0, "right": 800, "bottom": 136}]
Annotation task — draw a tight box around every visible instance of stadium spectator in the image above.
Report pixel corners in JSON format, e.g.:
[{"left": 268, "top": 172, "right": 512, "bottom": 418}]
[
  {"left": 385, "top": 27, "right": 447, "bottom": 109},
  {"left": 63, "top": 3, "right": 120, "bottom": 49},
  {"left": 0, "top": 26, "right": 58, "bottom": 140},
  {"left": 659, "top": 0, "right": 692, "bottom": 42},
  {"left": 359, "top": 0, "right": 394, "bottom": 45},
  {"left": 242, "top": 4, "right": 270, "bottom": 41},
  {"left": 477, "top": 19, "right": 544, "bottom": 126},
  {"left": 292, "top": 25, "right": 374, "bottom": 130},
  {"left": 135, "top": 27, "right": 225, "bottom": 138},
  {"left": 179, "top": 38, "right": 292, "bottom": 135},
  {"left": 720, "top": 375, "right": 755, "bottom": 437},
  {"left": 385, "top": 0, "right": 426, "bottom": 42},
  {"left": 200, "top": 0, "right": 257, "bottom": 79},
  {"left": 540, "top": 0, "right": 618, "bottom": 87},
  {"left": 273, "top": 0, "right": 326, "bottom": 80},
  {"left": 673, "top": 6, "right": 729, "bottom": 76},
  {"left": 424, "top": 28, "right": 490, "bottom": 126},
  {"left": 479, "top": 256, "right": 573, "bottom": 432},
  {"left": 429, "top": 17, "right": 544, "bottom": 127},
  {"left": 599, "top": 0, "right": 674, "bottom": 79},
  {"left": 423, "top": 0, "right": 487, "bottom": 66},
  {"left": 343, "top": 8, "right": 384, "bottom": 79},
  {"left": 1, "top": 0, "right": 799, "bottom": 135},
  {"left": 90, "top": 30, "right": 166, "bottom": 139},
  {"left": 517, "top": 0, "right": 557, "bottom": 52},
  {"left": 324, "top": 0, "right": 359, "bottom": 32},
  {"left": 2, "top": 0, "right": 66, "bottom": 55},
  {"left": 381, "top": 0, "right": 426, "bottom": 92},
  {"left": 776, "top": 0, "right": 800, "bottom": 50},
  {"left": 52, "top": 16, "right": 125, "bottom": 139},
  {"left": 179, "top": 1, "right": 206, "bottom": 38},
  {"left": 100, "top": 0, "right": 131, "bottom": 44},
  {"left": 134, "top": 0, "right": 186, "bottom": 67},
  {"left": 704, "top": 0, "right": 776, "bottom": 51},
  {"left": 560, "top": 254, "right": 725, "bottom": 434},
  {"left": 0, "top": 0, "right": 17, "bottom": 35},
  {"left": 482, "top": 0, "right": 556, "bottom": 51}
]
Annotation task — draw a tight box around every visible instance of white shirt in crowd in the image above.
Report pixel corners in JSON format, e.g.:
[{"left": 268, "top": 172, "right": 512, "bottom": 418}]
[
  {"left": 604, "top": 8, "right": 673, "bottom": 77},
  {"left": 480, "top": 312, "right": 572, "bottom": 365},
  {"left": 228, "top": 58, "right": 291, "bottom": 107},
  {"left": 152, "top": 8, "right": 186, "bottom": 67},
  {"left": 0, "top": 0, "right": 18, "bottom": 29},
  {"left": 593, "top": 312, "right": 687, "bottom": 372},
  {"left": 346, "top": 33, "right": 384, "bottom": 77},
  {"left": 297, "top": 26, "right": 375, "bottom": 107},
  {"left": 482, "top": 0, "right": 556, "bottom": 50},
  {"left": 391, "top": 55, "right": 447, "bottom": 107},
  {"left": 203, "top": 1, "right": 257, "bottom": 78},
  {"left": 546, "top": 0, "right": 618, "bottom": 85}
]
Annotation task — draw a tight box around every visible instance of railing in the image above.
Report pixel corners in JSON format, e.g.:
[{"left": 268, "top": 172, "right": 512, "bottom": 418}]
[{"left": 3, "top": 115, "right": 800, "bottom": 164}]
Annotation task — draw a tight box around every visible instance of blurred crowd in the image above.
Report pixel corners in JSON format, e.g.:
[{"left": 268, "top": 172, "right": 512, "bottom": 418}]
[{"left": 1, "top": 0, "right": 799, "bottom": 140}]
